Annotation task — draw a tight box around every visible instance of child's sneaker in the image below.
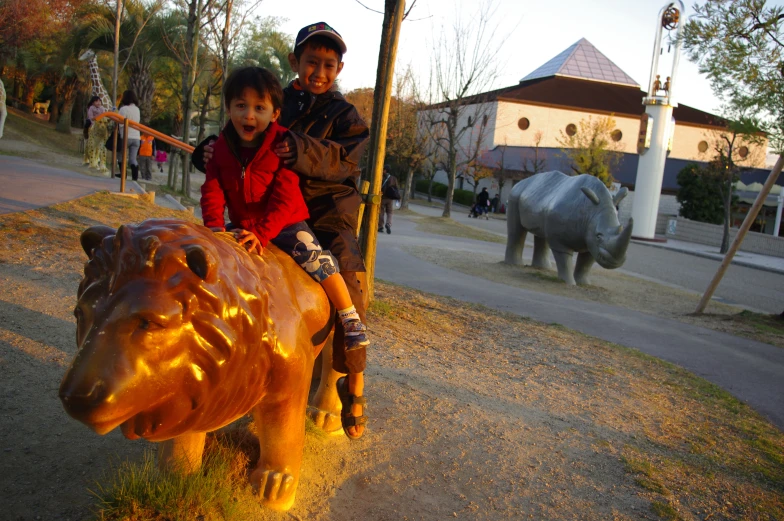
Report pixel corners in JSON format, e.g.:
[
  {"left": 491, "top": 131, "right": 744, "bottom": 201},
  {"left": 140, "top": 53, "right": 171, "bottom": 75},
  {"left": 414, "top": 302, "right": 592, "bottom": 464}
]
[{"left": 344, "top": 318, "right": 369, "bottom": 351}]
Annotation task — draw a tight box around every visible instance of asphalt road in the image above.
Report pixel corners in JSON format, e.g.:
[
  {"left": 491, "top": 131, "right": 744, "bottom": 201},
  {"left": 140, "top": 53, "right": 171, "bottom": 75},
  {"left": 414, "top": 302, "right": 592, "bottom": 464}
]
[
  {"left": 406, "top": 201, "right": 784, "bottom": 314},
  {"left": 375, "top": 210, "right": 784, "bottom": 430}
]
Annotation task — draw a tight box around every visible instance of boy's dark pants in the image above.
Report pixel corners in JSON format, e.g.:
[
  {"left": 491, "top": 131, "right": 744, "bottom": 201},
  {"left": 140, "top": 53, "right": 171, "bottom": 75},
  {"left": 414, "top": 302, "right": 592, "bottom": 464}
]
[{"left": 315, "top": 228, "right": 368, "bottom": 375}]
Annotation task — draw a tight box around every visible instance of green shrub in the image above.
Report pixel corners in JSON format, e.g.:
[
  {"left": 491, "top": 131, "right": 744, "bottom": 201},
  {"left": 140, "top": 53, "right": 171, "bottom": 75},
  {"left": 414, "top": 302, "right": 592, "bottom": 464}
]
[{"left": 414, "top": 180, "right": 476, "bottom": 206}]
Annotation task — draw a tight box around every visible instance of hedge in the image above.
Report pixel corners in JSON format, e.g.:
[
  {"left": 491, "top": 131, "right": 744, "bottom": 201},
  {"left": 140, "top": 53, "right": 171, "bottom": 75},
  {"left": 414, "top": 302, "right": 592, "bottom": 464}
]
[{"left": 414, "top": 180, "right": 477, "bottom": 206}]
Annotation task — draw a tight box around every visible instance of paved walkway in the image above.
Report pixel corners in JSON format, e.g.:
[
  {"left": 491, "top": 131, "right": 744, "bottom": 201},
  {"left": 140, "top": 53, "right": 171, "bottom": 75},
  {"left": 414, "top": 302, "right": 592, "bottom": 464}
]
[
  {"left": 377, "top": 207, "right": 784, "bottom": 431},
  {"left": 412, "top": 195, "right": 784, "bottom": 275},
  {"left": 0, "top": 155, "right": 143, "bottom": 215}
]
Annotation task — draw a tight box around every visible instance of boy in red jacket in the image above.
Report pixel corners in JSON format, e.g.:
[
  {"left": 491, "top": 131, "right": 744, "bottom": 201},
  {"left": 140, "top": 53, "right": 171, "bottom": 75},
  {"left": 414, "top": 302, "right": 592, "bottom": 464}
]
[{"left": 200, "top": 66, "right": 369, "bottom": 352}]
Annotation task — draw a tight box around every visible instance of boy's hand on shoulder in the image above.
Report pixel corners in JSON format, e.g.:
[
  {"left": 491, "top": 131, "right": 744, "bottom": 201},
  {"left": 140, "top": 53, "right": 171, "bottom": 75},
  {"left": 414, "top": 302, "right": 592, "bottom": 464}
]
[
  {"left": 234, "top": 229, "right": 263, "bottom": 255},
  {"left": 273, "top": 134, "right": 297, "bottom": 166},
  {"left": 203, "top": 139, "right": 216, "bottom": 164}
]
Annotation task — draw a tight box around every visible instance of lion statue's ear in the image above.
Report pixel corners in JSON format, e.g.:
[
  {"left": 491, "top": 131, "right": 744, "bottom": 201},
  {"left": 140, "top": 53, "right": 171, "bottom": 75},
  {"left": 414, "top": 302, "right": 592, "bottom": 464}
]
[
  {"left": 80, "top": 226, "right": 116, "bottom": 258},
  {"left": 184, "top": 244, "right": 214, "bottom": 281}
]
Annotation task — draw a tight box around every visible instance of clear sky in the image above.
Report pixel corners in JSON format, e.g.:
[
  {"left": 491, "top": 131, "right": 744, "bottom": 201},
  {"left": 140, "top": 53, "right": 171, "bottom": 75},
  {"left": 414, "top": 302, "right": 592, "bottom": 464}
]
[{"left": 257, "top": 0, "right": 783, "bottom": 118}]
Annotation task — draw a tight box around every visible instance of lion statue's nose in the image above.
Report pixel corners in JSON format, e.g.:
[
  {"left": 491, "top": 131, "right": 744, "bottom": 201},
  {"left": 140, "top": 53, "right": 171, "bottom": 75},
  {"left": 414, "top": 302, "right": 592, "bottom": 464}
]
[{"left": 59, "top": 379, "right": 107, "bottom": 414}]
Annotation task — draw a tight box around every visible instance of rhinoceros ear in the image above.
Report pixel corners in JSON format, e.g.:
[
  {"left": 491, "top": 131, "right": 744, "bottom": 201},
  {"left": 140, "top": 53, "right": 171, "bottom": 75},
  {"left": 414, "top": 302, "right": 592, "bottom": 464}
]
[
  {"left": 613, "top": 187, "right": 628, "bottom": 206},
  {"left": 80, "top": 226, "right": 116, "bottom": 258},
  {"left": 581, "top": 187, "right": 600, "bottom": 205},
  {"left": 184, "top": 244, "right": 214, "bottom": 281}
]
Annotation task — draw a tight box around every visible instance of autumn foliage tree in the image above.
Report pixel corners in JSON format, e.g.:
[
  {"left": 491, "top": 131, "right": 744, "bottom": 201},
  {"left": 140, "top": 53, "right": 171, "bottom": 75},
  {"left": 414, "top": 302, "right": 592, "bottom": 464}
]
[{"left": 556, "top": 115, "right": 622, "bottom": 187}]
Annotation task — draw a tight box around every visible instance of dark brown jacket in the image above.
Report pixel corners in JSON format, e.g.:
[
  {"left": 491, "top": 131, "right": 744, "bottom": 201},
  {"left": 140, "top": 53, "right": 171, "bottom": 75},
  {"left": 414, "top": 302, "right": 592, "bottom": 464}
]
[{"left": 280, "top": 84, "right": 369, "bottom": 233}]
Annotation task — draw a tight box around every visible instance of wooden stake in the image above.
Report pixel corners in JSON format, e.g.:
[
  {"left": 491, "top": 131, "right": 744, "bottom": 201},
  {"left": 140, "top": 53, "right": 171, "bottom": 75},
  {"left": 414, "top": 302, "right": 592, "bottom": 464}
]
[
  {"left": 695, "top": 154, "right": 784, "bottom": 313},
  {"left": 359, "top": 0, "right": 406, "bottom": 300}
]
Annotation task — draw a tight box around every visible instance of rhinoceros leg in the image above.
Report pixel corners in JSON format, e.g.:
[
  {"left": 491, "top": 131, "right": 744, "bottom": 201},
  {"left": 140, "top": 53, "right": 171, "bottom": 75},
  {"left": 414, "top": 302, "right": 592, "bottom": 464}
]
[
  {"left": 574, "top": 252, "right": 595, "bottom": 286},
  {"left": 551, "top": 250, "right": 576, "bottom": 285},
  {"left": 157, "top": 432, "right": 207, "bottom": 474},
  {"left": 531, "top": 236, "right": 551, "bottom": 269},
  {"left": 307, "top": 336, "right": 343, "bottom": 434},
  {"left": 504, "top": 197, "right": 527, "bottom": 265}
]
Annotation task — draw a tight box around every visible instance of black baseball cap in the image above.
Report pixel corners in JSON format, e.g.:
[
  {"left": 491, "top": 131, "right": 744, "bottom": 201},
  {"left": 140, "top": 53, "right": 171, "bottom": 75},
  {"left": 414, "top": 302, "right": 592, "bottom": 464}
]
[{"left": 295, "top": 22, "right": 347, "bottom": 54}]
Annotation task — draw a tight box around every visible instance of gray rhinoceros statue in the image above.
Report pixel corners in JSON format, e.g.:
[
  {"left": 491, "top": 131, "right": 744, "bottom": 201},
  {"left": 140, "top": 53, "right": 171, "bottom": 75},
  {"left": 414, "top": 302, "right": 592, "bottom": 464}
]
[{"left": 504, "top": 171, "right": 633, "bottom": 285}]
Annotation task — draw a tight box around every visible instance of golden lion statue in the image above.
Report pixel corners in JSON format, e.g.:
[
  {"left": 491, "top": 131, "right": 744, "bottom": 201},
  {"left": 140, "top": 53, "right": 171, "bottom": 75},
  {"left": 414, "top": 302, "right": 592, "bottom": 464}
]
[{"left": 59, "top": 219, "right": 341, "bottom": 511}]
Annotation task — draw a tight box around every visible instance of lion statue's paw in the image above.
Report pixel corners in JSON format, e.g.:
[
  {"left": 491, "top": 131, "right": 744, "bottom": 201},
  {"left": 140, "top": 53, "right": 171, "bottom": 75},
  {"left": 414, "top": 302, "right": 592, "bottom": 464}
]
[
  {"left": 250, "top": 468, "right": 298, "bottom": 511},
  {"left": 306, "top": 405, "right": 343, "bottom": 435}
]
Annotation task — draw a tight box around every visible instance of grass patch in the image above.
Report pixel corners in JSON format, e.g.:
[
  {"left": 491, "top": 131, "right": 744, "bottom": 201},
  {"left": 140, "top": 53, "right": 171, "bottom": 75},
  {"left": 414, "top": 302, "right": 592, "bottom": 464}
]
[
  {"left": 152, "top": 182, "right": 200, "bottom": 207},
  {"left": 414, "top": 216, "right": 505, "bottom": 244},
  {"left": 5, "top": 109, "right": 82, "bottom": 157},
  {"left": 739, "top": 310, "right": 784, "bottom": 336},
  {"left": 650, "top": 500, "right": 679, "bottom": 520}
]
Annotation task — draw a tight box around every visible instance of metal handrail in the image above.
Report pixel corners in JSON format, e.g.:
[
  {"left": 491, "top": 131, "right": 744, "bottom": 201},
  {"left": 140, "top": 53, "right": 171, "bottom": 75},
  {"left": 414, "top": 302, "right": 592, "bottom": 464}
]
[{"left": 95, "top": 112, "right": 195, "bottom": 193}]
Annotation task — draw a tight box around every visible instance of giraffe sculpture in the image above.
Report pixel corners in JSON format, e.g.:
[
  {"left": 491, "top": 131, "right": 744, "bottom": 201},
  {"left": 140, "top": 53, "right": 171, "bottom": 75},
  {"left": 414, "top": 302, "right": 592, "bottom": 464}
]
[
  {"left": 79, "top": 50, "right": 114, "bottom": 172},
  {"left": 0, "top": 78, "right": 7, "bottom": 139}
]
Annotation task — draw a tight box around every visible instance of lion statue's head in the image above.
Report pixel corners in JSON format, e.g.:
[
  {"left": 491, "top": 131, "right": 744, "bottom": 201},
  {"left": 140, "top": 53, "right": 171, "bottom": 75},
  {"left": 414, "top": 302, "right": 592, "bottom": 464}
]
[{"left": 60, "top": 219, "right": 296, "bottom": 441}]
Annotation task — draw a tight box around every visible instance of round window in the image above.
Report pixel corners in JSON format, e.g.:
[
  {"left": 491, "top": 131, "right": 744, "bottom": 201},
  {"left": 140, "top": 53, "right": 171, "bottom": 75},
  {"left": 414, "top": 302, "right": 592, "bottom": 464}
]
[
  {"left": 518, "top": 117, "right": 530, "bottom": 130},
  {"left": 698, "top": 140, "right": 709, "bottom": 153},
  {"left": 565, "top": 123, "right": 577, "bottom": 136},
  {"left": 738, "top": 146, "right": 749, "bottom": 158},
  {"left": 611, "top": 129, "right": 623, "bottom": 142}
]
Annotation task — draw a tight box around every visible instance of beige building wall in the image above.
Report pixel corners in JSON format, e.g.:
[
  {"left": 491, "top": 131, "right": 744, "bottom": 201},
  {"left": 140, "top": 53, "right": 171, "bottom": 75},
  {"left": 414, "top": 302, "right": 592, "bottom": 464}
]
[
  {"left": 671, "top": 124, "right": 767, "bottom": 167},
  {"left": 491, "top": 100, "right": 639, "bottom": 153}
]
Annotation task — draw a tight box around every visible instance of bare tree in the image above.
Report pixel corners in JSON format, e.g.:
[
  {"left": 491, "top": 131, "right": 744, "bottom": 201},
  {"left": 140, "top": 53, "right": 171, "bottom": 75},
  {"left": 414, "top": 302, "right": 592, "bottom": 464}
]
[{"left": 420, "top": 1, "right": 503, "bottom": 218}]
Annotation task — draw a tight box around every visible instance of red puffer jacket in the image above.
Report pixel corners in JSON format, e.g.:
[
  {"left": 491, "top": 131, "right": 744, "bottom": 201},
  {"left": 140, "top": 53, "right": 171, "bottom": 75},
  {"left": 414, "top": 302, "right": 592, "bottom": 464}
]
[{"left": 200, "top": 121, "right": 309, "bottom": 247}]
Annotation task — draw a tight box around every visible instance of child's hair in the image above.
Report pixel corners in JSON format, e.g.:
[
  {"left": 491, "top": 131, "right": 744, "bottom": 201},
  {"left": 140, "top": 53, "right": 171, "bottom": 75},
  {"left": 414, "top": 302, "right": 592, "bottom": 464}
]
[
  {"left": 120, "top": 90, "right": 138, "bottom": 106},
  {"left": 223, "top": 67, "right": 284, "bottom": 110},
  {"left": 88, "top": 95, "right": 101, "bottom": 106},
  {"left": 293, "top": 35, "right": 343, "bottom": 62}
]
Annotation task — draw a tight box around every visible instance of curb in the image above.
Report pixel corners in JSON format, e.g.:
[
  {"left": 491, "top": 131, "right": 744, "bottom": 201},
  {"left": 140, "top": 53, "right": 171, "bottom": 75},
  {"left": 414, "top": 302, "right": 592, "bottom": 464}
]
[
  {"left": 632, "top": 240, "right": 784, "bottom": 276},
  {"left": 163, "top": 193, "right": 188, "bottom": 211}
]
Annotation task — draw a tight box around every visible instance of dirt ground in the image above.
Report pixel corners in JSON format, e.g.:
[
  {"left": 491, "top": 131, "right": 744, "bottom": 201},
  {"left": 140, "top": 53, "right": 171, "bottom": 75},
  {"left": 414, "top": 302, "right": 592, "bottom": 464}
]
[{"left": 0, "top": 193, "right": 782, "bottom": 521}]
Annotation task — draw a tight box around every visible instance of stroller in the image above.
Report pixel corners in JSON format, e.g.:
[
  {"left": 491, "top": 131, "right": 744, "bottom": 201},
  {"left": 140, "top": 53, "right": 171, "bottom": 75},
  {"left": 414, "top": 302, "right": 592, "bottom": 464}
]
[{"left": 468, "top": 202, "right": 489, "bottom": 219}]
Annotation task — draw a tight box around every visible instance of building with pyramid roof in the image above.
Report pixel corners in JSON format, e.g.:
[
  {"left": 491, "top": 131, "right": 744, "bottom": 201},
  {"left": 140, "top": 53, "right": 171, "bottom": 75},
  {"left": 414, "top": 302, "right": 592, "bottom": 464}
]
[{"left": 420, "top": 38, "right": 779, "bottom": 235}]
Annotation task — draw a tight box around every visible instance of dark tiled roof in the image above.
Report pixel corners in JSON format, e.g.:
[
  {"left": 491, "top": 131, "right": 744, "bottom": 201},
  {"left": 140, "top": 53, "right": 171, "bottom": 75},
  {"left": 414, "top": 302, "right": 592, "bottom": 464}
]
[{"left": 431, "top": 76, "right": 726, "bottom": 128}]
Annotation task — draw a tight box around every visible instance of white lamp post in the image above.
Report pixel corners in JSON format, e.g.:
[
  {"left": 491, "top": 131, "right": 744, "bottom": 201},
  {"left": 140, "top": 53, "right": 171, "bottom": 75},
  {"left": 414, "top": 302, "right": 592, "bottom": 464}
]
[{"left": 631, "top": 1, "right": 685, "bottom": 240}]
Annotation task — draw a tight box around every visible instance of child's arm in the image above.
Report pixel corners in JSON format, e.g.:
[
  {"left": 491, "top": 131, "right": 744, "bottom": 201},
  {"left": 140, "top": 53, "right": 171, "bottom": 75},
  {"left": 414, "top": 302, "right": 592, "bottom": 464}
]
[
  {"left": 238, "top": 165, "right": 306, "bottom": 248},
  {"left": 276, "top": 108, "right": 369, "bottom": 184},
  {"left": 199, "top": 158, "right": 226, "bottom": 232}
]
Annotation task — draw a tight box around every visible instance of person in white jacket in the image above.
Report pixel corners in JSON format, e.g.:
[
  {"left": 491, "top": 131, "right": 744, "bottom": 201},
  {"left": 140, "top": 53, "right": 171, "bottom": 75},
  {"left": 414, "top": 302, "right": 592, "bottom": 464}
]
[{"left": 118, "top": 90, "right": 141, "bottom": 181}]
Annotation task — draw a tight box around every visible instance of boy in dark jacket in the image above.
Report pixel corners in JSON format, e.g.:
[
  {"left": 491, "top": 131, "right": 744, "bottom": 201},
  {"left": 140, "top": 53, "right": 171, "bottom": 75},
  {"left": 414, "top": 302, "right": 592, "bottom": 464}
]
[
  {"left": 193, "top": 23, "right": 370, "bottom": 439},
  {"left": 200, "top": 66, "right": 369, "bottom": 359}
]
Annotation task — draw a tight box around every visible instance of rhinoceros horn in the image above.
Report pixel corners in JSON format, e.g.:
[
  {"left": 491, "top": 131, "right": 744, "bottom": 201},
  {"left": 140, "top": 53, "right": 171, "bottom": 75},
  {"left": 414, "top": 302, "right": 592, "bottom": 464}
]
[
  {"left": 605, "top": 218, "right": 634, "bottom": 258},
  {"left": 613, "top": 187, "right": 628, "bottom": 206}
]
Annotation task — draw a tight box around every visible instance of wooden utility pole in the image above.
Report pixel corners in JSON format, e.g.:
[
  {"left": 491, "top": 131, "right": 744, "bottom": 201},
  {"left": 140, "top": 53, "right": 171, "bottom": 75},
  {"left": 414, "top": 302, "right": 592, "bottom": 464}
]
[
  {"left": 359, "top": 0, "right": 406, "bottom": 299},
  {"left": 695, "top": 154, "right": 783, "bottom": 314}
]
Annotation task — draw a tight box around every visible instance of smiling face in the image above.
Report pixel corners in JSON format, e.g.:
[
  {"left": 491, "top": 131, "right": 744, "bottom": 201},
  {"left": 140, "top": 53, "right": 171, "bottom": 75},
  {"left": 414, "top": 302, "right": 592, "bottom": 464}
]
[
  {"left": 227, "top": 87, "right": 281, "bottom": 144},
  {"left": 288, "top": 44, "right": 344, "bottom": 96}
]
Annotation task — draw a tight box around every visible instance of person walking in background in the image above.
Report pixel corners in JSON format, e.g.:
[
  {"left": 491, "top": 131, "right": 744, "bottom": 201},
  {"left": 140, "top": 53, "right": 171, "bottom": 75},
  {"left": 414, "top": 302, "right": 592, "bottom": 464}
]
[
  {"left": 470, "top": 187, "right": 490, "bottom": 219},
  {"left": 490, "top": 193, "right": 500, "bottom": 213},
  {"left": 118, "top": 90, "right": 141, "bottom": 181},
  {"left": 155, "top": 148, "right": 168, "bottom": 172},
  {"left": 378, "top": 164, "right": 400, "bottom": 234},
  {"left": 83, "top": 96, "right": 105, "bottom": 139},
  {"left": 138, "top": 132, "right": 156, "bottom": 181}
]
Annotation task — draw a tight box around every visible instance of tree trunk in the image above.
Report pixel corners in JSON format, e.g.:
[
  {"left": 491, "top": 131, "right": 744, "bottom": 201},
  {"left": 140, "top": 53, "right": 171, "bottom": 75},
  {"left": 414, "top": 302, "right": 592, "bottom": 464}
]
[
  {"left": 56, "top": 97, "right": 76, "bottom": 133},
  {"left": 427, "top": 178, "right": 433, "bottom": 202},
  {"left": 129, "top": 68, "right": 154, "bottom": 125},
  {"left": 400, "top": 166, "right": 413, "bottom": 210},
  {"left": 180, "top": 0, "right": 203, "bottom": 197},
  {"left": 720, "top": 179, "right": 733, "bottom": 254},
  {"left": 49, "top": 90, "right": 61, "bottom": 126},
  {"left": 197, "top": 85, "right": 211, "bottom": 144},
  {"left": 23, "top": 81, "right": 35, "bottom": 112}
]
